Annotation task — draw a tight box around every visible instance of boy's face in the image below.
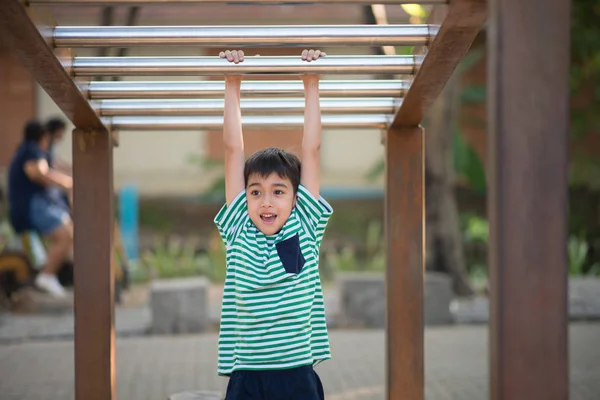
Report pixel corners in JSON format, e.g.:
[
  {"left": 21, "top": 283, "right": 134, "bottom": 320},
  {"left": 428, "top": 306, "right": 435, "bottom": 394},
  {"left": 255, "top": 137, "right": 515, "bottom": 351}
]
[
  {"left": 39, "top": 134, "right": 51, "bottom": 151},
  {"left": 246, "top": 172, "right": 296, "bottom": 236}
]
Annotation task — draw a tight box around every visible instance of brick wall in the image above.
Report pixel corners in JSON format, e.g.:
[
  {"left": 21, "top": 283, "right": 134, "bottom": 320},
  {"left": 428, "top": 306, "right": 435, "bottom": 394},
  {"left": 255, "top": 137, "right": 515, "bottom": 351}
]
[{"left": 0, "top": 42, "right": 36, "bottom": 168}]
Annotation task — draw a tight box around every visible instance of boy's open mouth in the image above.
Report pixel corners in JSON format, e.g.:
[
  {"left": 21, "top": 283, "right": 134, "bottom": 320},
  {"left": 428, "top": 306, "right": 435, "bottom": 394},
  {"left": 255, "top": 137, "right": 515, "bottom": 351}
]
[{"left": 260, "top": 213, "right": 277, "bottom": 224}]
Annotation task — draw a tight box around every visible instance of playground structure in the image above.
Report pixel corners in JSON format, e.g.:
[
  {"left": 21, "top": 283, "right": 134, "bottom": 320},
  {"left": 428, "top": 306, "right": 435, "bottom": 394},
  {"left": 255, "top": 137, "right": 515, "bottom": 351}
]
[{"left": 0, "top": 0, "right": 570, "bottom": 400}]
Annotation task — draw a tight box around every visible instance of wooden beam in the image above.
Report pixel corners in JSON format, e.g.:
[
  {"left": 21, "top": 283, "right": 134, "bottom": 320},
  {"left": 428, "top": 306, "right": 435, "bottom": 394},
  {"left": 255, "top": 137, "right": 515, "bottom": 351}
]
[
  {"left": 72, "top": 129, "right": 115, "bottom": 400},
  {"left": 390, "top": 0, "right": 486, "bottom": 127},
  {"left": 0, "top": 0, "right": 105, "bottom": 130},
  {"left": 385, "top": 126, "right": 425, "bottom": 400},
  {"left": 487, "top": 0, "right": 570, "bottom": 399}
]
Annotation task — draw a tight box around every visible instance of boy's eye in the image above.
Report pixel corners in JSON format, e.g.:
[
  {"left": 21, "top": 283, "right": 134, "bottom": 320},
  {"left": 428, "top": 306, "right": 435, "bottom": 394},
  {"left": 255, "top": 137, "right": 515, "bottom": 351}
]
[
  {"left": 274, "top": 190, "right": 284, "bottom": 195},
  {"left": 250, "top": 190, "right": 260, "bottom": 196}
]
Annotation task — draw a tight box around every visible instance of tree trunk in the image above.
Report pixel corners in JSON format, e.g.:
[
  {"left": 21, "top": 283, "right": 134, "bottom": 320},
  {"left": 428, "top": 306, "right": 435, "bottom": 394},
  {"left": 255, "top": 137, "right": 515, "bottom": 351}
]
[{"left": 425, "top": 73, "right": 475, "bottom": 297}]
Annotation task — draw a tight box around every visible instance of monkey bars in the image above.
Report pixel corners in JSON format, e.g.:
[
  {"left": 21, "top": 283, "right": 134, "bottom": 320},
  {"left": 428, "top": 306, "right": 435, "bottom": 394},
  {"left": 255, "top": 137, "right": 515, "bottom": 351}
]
[
  {"left": 72, "top": 55, "right": 418, "bottom": 76},
  {"left": 30, "top": 0, "right": 447, "bottom": 4},
  {"left": 104, "top": 114, "right": 391, "bottom": 129},
  {"left": 86, "top": 79, "right": 411, "bottom": 99},
  {"left": 0, "top": 1, "right": 570, "bottom": 400},
  {"left": 98, "top": 98, "right": 400, "bottom": 116},
  {"left": 53, "top": 24, "right": 438, "bottom": 47}
]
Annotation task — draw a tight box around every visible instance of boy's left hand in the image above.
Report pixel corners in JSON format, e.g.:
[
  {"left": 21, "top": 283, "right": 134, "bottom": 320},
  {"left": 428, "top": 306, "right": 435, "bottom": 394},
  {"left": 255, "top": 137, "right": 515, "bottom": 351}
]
[{"left": 301, "top": 49, "right": 326, "bottom": 83}]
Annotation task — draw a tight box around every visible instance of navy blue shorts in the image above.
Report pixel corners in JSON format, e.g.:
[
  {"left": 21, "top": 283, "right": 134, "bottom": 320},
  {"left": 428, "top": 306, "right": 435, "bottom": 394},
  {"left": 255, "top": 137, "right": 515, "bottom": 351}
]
[
  {"left": 30, "top": 193, "right": 70, "bottom": 235},
  {"left": 225, "top": 365, "right": 324, "bottom": 400}
]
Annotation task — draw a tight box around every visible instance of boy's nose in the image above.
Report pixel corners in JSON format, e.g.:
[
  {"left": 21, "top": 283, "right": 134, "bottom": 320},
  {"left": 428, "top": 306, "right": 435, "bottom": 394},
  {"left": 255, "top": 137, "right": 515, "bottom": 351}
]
[{"left": 261, "top": 196, "right": 273, "bottom": 207}]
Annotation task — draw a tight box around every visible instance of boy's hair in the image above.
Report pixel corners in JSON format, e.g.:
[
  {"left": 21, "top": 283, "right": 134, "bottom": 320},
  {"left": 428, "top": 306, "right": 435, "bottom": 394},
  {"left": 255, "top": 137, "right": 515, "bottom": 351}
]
[
  {"left": 45, "top": 117, "right": 66, "bottom": 136},
  {"left": 23, "top": 120, "right": 48, "bottom": 143},
  {"left": 244, "top": 147, "right": 301, "bottom": 193}
]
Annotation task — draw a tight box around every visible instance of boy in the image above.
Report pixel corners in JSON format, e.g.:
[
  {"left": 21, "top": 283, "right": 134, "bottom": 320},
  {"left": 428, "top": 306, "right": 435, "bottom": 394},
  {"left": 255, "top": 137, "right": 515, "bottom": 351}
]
[
  {"left": 214, "top": 49, "right": 332, "bottom": 400},
  {"left": 8, "top": 120, "right": 73, "bottom": 297}
]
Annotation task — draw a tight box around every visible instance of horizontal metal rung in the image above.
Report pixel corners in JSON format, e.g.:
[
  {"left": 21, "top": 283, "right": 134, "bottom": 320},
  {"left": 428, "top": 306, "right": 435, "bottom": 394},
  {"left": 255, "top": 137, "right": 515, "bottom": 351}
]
[
  {"left": 32, "top": 0, "right": 447, "bottom": 5},
  {"left": 106, "top": 115, "right": 391, "bottom": 130},
  {"left": 54, "top": 25, "right": 437, "bottom": 47},
  {"left": 73, "top": 55, "right": 417, "bottom": 76},
  {"left": 98, "top": 97, "right": 401, "bottom": 116},
  {"left": 87, "top": 80, "right": 411, "bottom": 99}
]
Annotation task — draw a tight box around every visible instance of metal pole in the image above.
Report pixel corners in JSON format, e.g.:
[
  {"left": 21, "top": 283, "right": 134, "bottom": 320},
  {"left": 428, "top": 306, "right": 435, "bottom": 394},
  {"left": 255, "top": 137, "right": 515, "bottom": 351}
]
[
  {"left": 105, "top": 114, "right": 391, "bottom": 130},
  {"left": 32, "top": 0, "right": 448, "bottom": 5},
  {"left": 53, "top": 24, "right": 437, "bottom": 47},
  {"left": 73, "top": 55, "right": 417, "bottom": 76},
  {"left": 98, "top": 97, "right": 401, "bottom": 116},
  {"left": 87, "top": 79, "right": 411, "bottom": 99}
]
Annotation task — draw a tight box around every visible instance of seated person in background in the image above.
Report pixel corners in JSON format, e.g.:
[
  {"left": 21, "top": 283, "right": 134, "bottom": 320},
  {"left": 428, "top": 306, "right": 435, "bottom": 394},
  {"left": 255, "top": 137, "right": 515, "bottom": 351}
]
[
  {"left": 45, "top": 117, "right": 71, "bottom": 208},
  {"left": 45, "top": 117, "right": 71, "bottom": 175},
  {"left": 8, "top": 120, "right": 74, "bottom": 297}
]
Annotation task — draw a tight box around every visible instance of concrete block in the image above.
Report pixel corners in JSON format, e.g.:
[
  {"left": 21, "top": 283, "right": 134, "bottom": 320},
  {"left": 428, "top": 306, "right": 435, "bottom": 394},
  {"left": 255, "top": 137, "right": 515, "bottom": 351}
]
[
  {"left": 424, "top": 272, "right": 454, "bottom": 325},
  {"left": 150, "top": 277, "right": 210, "bottom": 334},
  {"left": 569, "top": 277, "right": 600, "bottom": 320},
  {"left": 336, "top": 271, "right": 455, "bottom": 328},
  {"left": 337, "top": 272, "right": 385, "bottom": 328},
  {"left": 450, "top": 278, "right": 600, "bottom": 324}
]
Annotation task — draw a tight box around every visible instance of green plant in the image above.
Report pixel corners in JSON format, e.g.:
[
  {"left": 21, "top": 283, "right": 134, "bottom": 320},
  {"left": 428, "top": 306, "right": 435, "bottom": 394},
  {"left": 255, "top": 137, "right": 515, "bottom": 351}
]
[
  {"left": 568, "top": 235, "right": 600, "bottom": 276},
  {"left": 323, "top": 220, "right": 385, "bottom": 274},
  {"left": 141, "top": 234, "right": 227, "bottom": 282},
  {"left": 462, "top": 214, "right": 489, "bottom": 243}
]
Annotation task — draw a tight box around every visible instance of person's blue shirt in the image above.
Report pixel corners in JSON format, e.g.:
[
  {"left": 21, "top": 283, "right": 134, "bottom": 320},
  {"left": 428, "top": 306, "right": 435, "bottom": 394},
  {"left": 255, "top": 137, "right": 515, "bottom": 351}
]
[{"left": 8, "top": 142, "right": 51, "bottom": 233}]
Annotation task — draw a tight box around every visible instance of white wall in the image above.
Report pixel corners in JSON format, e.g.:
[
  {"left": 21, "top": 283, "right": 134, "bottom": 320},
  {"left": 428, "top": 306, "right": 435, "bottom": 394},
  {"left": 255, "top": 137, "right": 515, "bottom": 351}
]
[
  {"left": 36, "top": 43, "right": 386, "bottom": 197},
  {"left": 36, "top": 85, "right": 209, "bottom": 196}
]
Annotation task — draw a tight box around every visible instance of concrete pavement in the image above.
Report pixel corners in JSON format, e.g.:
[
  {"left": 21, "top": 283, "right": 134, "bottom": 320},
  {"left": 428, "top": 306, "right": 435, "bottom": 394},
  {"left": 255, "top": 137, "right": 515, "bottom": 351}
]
[{"left": 1, "top": 323, "right": 599, "bottom": 400}]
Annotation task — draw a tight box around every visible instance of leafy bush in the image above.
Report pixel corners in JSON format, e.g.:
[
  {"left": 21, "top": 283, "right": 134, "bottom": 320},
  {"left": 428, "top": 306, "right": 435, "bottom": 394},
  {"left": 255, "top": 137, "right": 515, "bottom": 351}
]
[
  {"left": 322, "top": 220, "right": 385, "bottom": 276},
  {"left": 141, "top": 233, "right": 226, "bottom": 282}
]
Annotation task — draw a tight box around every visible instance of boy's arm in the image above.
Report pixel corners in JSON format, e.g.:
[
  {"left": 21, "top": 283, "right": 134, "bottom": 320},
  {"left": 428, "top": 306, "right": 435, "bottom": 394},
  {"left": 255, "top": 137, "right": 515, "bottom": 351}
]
[
  {"left": 300, "top": 49, "right": 326, "bottom": 200},
  {"left": 24, "top": 159, "right": 73, "bottom": 192},
  {"left": 221, "top": 50, "right": 246, "bottom": 206}
]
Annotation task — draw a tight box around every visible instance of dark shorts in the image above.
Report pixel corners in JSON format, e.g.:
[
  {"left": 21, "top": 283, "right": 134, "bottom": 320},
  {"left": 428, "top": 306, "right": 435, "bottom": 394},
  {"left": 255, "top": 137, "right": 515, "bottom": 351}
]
[
  {"left": 30, "top": 193, "right": 70, "bottom": 235},
  {"left": 225, "top": 365, "right": 324, "bottom": 400}
]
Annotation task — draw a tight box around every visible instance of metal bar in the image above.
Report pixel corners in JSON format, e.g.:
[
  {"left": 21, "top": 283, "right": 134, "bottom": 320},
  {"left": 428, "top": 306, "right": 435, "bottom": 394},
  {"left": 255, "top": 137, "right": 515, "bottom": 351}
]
[
  {"left": 98, "top": 97, "right": 400, "bottom": 116},
  {"left": 385, "top": 127, "right": 424, "bottom": 400},
  {"left": 87, "top": 79, "right": 411, "bottom": 99},
  {"left": 105, "top": 114, "right": 391, "bottom": 130},
  {"left": 73, "top": 55, "right": 417, "bottom": 76},
  {"left": 390, "top": 0, "right": 487, "bottom": 127},
  {"left": 31, "top": 0, "right": 448, "bottom": 5},
  {"left": 488, "top": 0, "right": 570, "bottom": 398},
  {"left": 72, "top": 129, "right": 115, "bottom": 400},
  {"left": 54, "top": 24, "right": 437, "bottom": 48},
  {"left": 0, "top": 0, "right": 105, "bottom": 130},
  {"left": 112, "top": 6, "right": 141, "bottom": 82}
]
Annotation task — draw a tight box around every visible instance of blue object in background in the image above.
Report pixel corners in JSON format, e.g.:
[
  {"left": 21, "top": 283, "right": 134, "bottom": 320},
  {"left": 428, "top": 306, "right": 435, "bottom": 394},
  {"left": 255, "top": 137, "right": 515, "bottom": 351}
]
[{"left": 119, "top": 185, "right": 139, "bottom": 262}]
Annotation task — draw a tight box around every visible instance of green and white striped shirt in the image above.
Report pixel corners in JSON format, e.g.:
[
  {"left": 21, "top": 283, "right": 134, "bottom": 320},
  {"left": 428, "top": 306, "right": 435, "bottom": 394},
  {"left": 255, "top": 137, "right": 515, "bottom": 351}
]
[{"left": 214, "top": 184, "right": 333, "bottom": 375}]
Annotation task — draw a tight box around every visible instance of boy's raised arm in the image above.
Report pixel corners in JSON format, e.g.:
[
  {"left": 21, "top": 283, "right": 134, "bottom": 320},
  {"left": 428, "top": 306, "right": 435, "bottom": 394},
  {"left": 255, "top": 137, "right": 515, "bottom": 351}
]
[
  {"left": 221, "top": 50, "right": 246, "bottom": 205},
  {"left": 300, "top": 49, "right": 326, "bottom": 200}
]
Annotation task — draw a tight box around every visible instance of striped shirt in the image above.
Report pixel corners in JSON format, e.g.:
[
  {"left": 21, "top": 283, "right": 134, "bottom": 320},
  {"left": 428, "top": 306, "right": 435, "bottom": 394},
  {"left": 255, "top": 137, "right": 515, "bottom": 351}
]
[{"left": 214, "top": 184, "right": 333, "bottom": 375}]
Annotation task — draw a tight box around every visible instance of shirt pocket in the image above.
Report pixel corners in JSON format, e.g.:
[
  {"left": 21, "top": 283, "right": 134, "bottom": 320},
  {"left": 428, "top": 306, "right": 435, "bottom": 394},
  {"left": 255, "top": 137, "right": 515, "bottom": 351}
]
[{"left": 275, "top": 234, "right": 306, "bottom": 274}]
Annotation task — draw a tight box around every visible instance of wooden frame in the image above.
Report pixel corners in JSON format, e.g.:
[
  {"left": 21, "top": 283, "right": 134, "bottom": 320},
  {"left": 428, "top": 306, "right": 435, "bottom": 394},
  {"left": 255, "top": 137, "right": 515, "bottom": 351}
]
[
  {"left": 487, "top": 0, "right": 570, "bottom": 398},
  {"left": 0, "top": 0, "right": 570, "bottom": 400},
  {"left": 383, "top": 1, "right": 486, "bottom": 399},
  {"left": 0, "top": 2, "right": 115, "bottom": 399}
]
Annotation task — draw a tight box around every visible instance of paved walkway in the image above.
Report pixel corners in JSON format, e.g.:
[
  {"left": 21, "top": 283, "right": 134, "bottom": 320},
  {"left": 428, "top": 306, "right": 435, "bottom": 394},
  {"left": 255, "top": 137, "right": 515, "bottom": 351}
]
[{"left": 1, "top": 323, "right": 599, "bottom": 400}]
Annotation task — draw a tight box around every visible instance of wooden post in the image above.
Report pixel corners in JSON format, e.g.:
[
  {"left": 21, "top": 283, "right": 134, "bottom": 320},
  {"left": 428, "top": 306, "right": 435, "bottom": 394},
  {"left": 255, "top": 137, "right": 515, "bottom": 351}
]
[
  {"left": 385, "top": 127, "right": 425, "bottom": 400},
  {"left": 72, "top": 129, "right": 115, "bottom": 400},
  {"left": 487, "top": 0, "right": 571, "bottom": 398}
]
